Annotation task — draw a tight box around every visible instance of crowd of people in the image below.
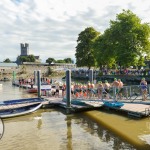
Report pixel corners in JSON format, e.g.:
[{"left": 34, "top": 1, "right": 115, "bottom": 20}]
[
  {"left": 17, "top": 76, "right": 148, "bottom": 101},
  {"left": 60, "top": 77, "right": 148, "bottom": 101},
  {"left": 100, "top": 69, "right": 150, "bottom": 76},
  {"left": 59, "top": 78, "right": 124, "bottom": 100}
]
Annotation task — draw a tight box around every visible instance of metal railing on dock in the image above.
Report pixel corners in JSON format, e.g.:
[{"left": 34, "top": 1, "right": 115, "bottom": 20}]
[{"left": 42, "top": 84, "right": 150, "bottom": 102}]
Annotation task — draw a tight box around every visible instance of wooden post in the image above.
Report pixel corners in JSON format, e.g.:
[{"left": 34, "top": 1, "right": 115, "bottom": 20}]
[
  {"left": 37, "top": 70, "right": 41, "bottom": 98},
  {"left": 66, "top": 70, "right": 71, "bottom": 114}
]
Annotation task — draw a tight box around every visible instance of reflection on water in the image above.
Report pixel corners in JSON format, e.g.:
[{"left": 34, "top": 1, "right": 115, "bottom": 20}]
[
  {"left": 0, "top": 81, "right": 150, "bottom": 149},
  {"left": 0, "top": 108, "right": 136, "bottom": 150}
]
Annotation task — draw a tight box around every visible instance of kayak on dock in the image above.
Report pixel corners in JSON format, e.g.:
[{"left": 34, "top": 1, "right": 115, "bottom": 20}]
[{"left": 103, "top": 101, "right": 124, "bottom": 108}]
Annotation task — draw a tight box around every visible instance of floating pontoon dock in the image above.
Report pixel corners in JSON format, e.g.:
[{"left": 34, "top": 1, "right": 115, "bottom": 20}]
[
  {"left": 41, "top": 97, "right": 150, "bottom": 118},
  {"left": 11, "top": 70, "right": 150, "bottom": 118}
]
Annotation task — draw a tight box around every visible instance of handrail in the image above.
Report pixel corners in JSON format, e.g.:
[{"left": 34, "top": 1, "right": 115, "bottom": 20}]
[{"left": 42, "top": 84, "right": 150, "bottom": 102}]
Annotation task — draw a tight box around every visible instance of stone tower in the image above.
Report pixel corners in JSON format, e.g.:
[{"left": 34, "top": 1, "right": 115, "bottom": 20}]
[{"left": 20, "top": 43, "right": 29, "bottom": 56}]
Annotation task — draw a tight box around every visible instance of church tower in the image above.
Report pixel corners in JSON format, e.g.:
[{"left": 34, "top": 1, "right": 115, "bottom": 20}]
[{"left": 20, "top": 43, "right": 29, "bottom": 56}]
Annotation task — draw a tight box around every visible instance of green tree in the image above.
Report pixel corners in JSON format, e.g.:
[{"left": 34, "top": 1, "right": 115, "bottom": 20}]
[
  {"left": 3, "top": 58, "right": 11, "bottom": 63},
  {"left": 17, "top": 56, "right": 28, "bottom": 63},
  {"left": 17, "top": 55, "right": 36, "bottom": 64},
  {"left": 28, "top": 55, "right": 35, "bottom": 62},
  {"left": 105, "top": 9, "right": 150, "bottom": 68},
  {"left": 56, "top": 59, "right": 65, "bottom": 63},
  {"left": 46, "top": 57, "right": 56, "bottom": 64},
  {"left": 94, "top": 10, "right": 150, "bottom": 69},
  {"left": 94, "top": 31, "right": 116, "bottom": 69},
  {"left": 75, "top": 27, "right": 100, "bottom": 69},
  {"left": 64, "top": 58, "right": 72, "bottom": 63}
]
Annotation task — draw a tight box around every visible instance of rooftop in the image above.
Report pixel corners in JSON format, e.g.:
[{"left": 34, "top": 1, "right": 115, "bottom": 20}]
[{"left": 0, "top": 63, "right": 18, "bottom": 67}]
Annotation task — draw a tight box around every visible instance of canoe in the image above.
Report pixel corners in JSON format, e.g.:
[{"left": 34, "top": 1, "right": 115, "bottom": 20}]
[
  {"left": 0, "top": 102, "right": 42, "bottom": 118},
  {"left": 103, "top": 101, "right": 124, "bottom": 108}
]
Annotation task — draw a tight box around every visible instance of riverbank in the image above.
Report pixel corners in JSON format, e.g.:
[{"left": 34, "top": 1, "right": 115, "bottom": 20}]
[{"left": 0, "top": 67, "right": 65, "bottom": 81}]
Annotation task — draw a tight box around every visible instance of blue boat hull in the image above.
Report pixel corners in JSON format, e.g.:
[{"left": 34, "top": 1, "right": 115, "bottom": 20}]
[{"left": 0, "top": 98, "right": 44, "bottom": 105}]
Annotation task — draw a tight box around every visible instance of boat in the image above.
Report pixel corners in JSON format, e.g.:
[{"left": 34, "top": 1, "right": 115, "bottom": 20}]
[
  {"left": 0, "top": 102, "right": 42, "bottom": 118},
  {"left": 0, "top": 98, "right": 45, "bottom": 118},
  {"left": 0, "top": 97, "right": 44, "bottom": 105},
  {"left": 103, "top": 101, "right": 124, "bottom": 108}
]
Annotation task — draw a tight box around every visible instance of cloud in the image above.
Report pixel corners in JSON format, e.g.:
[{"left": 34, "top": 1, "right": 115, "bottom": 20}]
[{"left": 0, "top": 0, "right": 149, "bottom": 62}]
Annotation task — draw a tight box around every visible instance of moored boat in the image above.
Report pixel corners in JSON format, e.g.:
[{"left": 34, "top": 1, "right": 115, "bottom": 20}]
[
  {"left": 0, "top": 102, "right": 42, "bottom": 118},
  {"left": 0, "top": 98, "right": 45, "bottom": 118},
  {"left": 0, "top": 97, "right": 44, "bottom": 105}
]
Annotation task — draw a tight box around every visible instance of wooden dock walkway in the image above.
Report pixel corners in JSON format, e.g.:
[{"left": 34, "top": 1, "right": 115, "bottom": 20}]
[
  {"left": 42, "top": 96, "right": 150, "bottom": 117},
  {"left": 121, "top": 103, "right": 150, "bottom": 117},
  {"left": 43, "top": 97, "right": 104, "bottom": 112}
]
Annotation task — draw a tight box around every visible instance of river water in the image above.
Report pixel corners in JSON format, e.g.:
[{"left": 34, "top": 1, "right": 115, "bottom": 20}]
[{"left": 0, "top": 81, "right": 150, "bottom": 150}]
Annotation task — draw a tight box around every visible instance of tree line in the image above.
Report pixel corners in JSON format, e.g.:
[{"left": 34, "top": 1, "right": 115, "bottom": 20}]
[
  {"left": 75, "top": 9, "right": 150, "bottom": 69},
  {"left": 3, "top": 55, "right": 73, "bottom": 64}
]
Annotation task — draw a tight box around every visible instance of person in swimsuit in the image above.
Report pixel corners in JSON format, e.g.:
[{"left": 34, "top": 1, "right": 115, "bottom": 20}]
[
  {"left": 118, "top": 79, "right": 124, "bottom": 100},
  {"left": 87, "top": 81, "right": 91, "bottom": 99},
  {"left": 62, "top": 83, "right": 66, "bottom": 98},
  {"left": 140, "top": 78, "right": 147, "bottom": 101},
  {"left": 103, "top": 80, "right": 111, "bottom": 99},
  {"left": 97, "top": 81, "right": 103, "bottom": 99},
  {"left": 111, "top": 78, "right": 119, "bottom": 100}
]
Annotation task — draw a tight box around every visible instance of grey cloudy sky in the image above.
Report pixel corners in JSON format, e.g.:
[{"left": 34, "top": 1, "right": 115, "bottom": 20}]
[{"left": 0, "top": 0, "right": 150, "bottom": 62}]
